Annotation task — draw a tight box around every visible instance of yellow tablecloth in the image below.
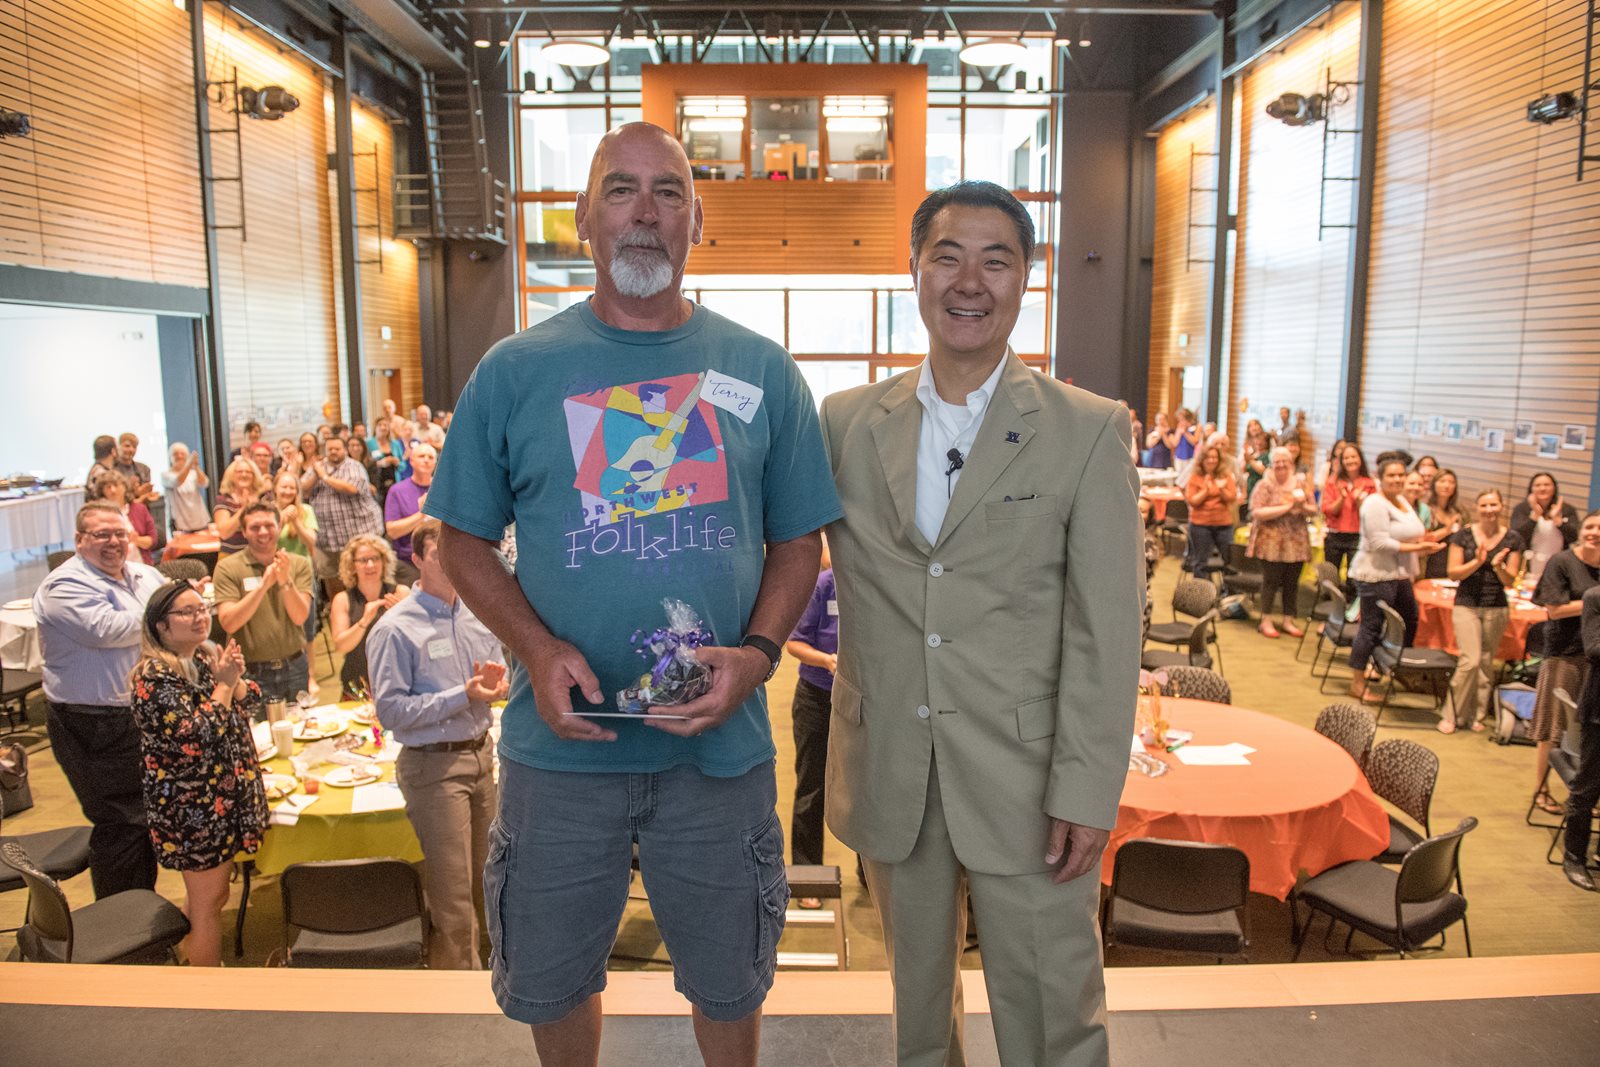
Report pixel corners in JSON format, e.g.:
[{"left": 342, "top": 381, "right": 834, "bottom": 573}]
[{"left": 243, "top": 714, "right": 422, "bottom": 876}]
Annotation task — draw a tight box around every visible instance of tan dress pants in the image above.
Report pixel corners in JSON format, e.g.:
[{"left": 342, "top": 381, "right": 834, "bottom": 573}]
[
  {"left": 395, "top": 742, "right": 497, "bottom": 970},
  {"left": 1449, "top": 605, "right": 1509, "bottom": 727},
  {"left": 862, "top": 756, "right": 1109, "bottom": 1067}
]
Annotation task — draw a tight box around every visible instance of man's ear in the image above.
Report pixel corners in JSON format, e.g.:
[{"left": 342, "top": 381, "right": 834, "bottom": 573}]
[
  {"left": 690, "top": 194, "right": 704, "bottom": 246},
  {"left": 574, "top": 190, "right": 590, "bottom": 243}
]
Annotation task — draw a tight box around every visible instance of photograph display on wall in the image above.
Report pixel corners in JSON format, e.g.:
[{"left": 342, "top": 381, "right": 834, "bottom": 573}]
[
  {"left": 1392, "top": 412, "right": 1407, "bottom": 431},
  {"left": 1564, "top": 425, "right": 1587, "bottom": 450},
  {"left": 1410, "top": 419, "right": 1424, "bottom": 436},
  {"left": 1484, "top": 428, "right": 1504, "bottom": 453},
  {"left": 1446, "top": 421, "right": 1464, "bottom": 441},
  {"left": 1514, "top": 422, "right": 1536, "bottom": 445},
  {"left": 1465, "top": 419, "right": 1482, "bottom": 440},
  {"left": 1537, "top": 433, "right": 1561, "bottom": 460},
  {"left": 1428, "top": 415, "right": 1444, "bottom": 436}
]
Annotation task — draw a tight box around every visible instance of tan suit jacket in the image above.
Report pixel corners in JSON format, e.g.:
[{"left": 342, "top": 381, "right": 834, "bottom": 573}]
[{"left": 820, "top": 352, "right": 1144, "bottom": 876}]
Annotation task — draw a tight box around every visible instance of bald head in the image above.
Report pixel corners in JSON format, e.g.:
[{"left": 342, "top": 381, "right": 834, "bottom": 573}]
[
  {"left": 585, "top": 122, "right": 693, "bottom": 199},
  {"left": 576, "top": 121, "right": 703, "bottom": 306}
]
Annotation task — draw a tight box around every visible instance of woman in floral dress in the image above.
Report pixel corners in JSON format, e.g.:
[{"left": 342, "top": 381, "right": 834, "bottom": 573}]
[{"left": 131, "top": 580, "right": 269, "bottom": 966}]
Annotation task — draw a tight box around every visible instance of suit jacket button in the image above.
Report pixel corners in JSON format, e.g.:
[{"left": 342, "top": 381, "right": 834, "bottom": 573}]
[
  {"left": 916, "top": 705, "right": 930, "bottom": 719},
  {"left": 928, "top": 562, "right": 944, "bottom": 577},
  {"left": 926, "top": 633, "right": 941, "bottom": 648}
]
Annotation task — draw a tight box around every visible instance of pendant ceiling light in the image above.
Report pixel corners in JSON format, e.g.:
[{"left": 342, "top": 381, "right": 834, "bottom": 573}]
[
  {"left": 958, "top": 37, "right": 1028, "bottom": 66},
  {"left": 542, "top": 38, "right": 611, "bottom": 67}
]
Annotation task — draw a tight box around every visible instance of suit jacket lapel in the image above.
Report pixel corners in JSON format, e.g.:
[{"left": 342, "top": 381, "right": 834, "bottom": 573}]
[
  {"left": 870, "top": 371, "right": 932, "bottom": 554},
  {"left": 934, "top": 353, "right": 1043, "bottom": 548}
]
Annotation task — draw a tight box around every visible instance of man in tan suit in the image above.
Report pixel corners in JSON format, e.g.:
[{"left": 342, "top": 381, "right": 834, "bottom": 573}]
[{"left": 819, "top": 182, "right": 1144, "bottom": 1066}]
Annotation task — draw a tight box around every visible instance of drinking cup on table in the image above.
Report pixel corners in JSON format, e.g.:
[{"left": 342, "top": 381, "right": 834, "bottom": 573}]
[
  {"left": 270, "top": 719, "right": 295, "bottom": 761},
  {"left": 267, "top": 699, "right": 288, "bottom": 724}
]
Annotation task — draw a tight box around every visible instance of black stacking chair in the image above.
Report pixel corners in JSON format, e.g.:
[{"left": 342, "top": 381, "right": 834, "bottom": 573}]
[
  {"left": 1158, "top": 498, "right": 1189, "bottom": 558},
  {"left": 1, "top": 667, "right": 43, "bottom": 734},
  {"left": 1314, "top": 703, "right": 1378, "bottom": 771},
  {"left": 1145, "top": 578, "right": 1223, "bottom": 674},
  {"left": 1141, "top": 610, "right": 1218, "bottom": 671},
  {"left": 279, "top": 858, "right": 429, "bottom": 968},
  {"left": 1292, "top": 817, "right": 1477, "bottom": 960},
  {"left": 1103, "top": 839, "right": 1250, "bottom": 962},
  {"left": 0, "top": 840, "right": 189, "bottom": 963},
  {"left": 1369, "top": 602, "right": 1457, "bottom": 727},
  {"left": 1297, "top": 562, "right": 1343, "bottom": 661},
  {"left": 1313, "top": 582, "right": 1357, "bottom": 692},
  {"left": 1541, "top": 690, "right": 1595, "bottom": 863}
]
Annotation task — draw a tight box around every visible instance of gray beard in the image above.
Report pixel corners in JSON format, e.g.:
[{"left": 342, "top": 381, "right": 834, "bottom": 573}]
[{"left": 608, "top": 248, "right": 675, "bottom": 299}]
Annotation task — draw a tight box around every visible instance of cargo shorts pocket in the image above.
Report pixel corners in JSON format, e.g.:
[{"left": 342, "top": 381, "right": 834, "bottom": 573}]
[
  {"left": 744, "top": 814, "right": 789, "bottom": 969},
  {"left": 483, "top": 818, "right": 514, "bottom": 971}
]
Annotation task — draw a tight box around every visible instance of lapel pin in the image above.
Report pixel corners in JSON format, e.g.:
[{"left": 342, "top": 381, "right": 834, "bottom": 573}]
[{"left": 1005, "top": 431, "right": 1022, "bottom": 444}]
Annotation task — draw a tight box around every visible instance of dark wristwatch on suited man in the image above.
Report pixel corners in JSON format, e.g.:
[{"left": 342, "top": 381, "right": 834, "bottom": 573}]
[{"left": 739, "top": 634, "right": 783, "bottom": 682}]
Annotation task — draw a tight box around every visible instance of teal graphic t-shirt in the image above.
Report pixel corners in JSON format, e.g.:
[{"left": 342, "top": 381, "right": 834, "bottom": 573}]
[{"left": 425, "top": 299, "right": 843, "bottom": 776}]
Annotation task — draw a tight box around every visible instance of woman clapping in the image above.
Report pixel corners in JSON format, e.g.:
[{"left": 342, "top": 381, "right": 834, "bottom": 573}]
[
  {"left": 130, "top": 582, "right": 269, "bottom": 966},
  {"left": 1443, "top": 490, "right": 1524, "bottom": 733}
]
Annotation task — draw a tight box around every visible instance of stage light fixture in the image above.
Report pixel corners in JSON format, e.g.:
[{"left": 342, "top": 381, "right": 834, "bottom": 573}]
[
  {"left": 237, "top": 85, "right": 299, "bottom": 121},
  {"left": 959, "top": 37, "right": 1028, "bottom": 67},
  {"left": 1265, "top": 92, "right": 1326, "bottom": 126},
  {"left": 0, "top": 106, "right": 32, "bottom": 138},
  {"left": 1525, "top": 92, "right": 1580, "bottom": 124}
]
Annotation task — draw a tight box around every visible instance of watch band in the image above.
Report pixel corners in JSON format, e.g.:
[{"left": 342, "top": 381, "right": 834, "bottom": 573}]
[{"left": 739, "top": 634, "right": 782, "bottom": 682}]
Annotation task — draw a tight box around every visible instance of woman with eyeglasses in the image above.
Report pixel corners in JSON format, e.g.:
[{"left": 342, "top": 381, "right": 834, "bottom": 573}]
[
  {"left": 329, "top": 534, "right": 409, "bottom": 700},
  {"left": 130, "top": 581, "right": 268, "bottom": 966}
]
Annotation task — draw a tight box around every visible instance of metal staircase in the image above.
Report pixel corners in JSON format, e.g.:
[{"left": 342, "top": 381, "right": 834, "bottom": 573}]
[{"left": 396, "top": 71, "right": 506, "bottom": 242}]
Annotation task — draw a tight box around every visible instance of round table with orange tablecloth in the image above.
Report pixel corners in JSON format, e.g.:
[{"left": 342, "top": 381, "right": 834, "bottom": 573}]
[
  {"left": 1142, "top": 485, "right": 1184, "bottom": 522},
  {"left": 1102, "top": 699, "right": 1391, "bottom": 900},
  {"left": 1412, "top": 579, "right": 1544, "bottom": 661}
]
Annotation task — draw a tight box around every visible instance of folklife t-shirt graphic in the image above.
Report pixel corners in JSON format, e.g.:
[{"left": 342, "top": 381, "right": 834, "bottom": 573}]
[{"left": 564, "top": 370, "right": 729, "bottom": 526}]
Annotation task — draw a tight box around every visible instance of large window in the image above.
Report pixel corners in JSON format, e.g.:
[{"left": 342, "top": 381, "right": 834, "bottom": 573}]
[{"left": 512, "top": 35, "right": 1060, "bottom": 389}]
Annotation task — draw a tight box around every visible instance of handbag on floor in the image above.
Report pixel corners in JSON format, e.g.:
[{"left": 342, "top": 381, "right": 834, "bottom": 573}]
[{"left": 0, "top": 739, "right": 34, "bottom": 816}]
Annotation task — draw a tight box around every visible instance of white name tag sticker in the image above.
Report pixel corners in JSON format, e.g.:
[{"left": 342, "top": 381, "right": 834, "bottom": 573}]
[
  {"left": 702, "top": 370, "right": 764, "bottom": 424},
  {"left": 242, "top": 577, "right": 262, "bottom": 592},
  {"left": 827, "top": 599, "right": 839, "bottom": 616},
  {"left": 427, "top": 638, "right": 455, "bottom": 661}
]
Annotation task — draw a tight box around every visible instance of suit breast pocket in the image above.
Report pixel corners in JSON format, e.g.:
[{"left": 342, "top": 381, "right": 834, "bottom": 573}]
[{"left": 985, "top": 495, "right": 1060, "bottom": 522}]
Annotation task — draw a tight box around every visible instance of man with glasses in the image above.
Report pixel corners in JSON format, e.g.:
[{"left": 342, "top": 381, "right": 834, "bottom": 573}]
[
  {"left": 213, "top": 502, "right": 315, "bottom": 702},
  {"left": 32, "top": 502, "right": 167, "bottom": 897}
]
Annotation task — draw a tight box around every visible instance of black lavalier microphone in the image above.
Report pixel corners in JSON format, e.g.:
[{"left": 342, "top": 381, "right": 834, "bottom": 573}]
[{"left": 945, "top": 447, "right": 965, "bottom": 476}]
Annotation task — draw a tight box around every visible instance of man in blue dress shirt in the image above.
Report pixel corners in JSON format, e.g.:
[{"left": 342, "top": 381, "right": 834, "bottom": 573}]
[
  {"left": 367, "top": 519, "right": 508, "bottom": 969},
  {"left": 32, "top": 501, "right": 166, "bottom": 897}
]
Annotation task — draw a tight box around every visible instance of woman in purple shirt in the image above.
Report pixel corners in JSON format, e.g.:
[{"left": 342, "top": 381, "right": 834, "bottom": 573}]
[{"left": 785, "top": 542, "right": 839, "bottom": 907}]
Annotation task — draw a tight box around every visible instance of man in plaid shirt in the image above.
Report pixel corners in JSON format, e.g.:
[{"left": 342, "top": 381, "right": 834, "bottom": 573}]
[{"left": 301, "top": 435, "right": 384, "bottom": 589}]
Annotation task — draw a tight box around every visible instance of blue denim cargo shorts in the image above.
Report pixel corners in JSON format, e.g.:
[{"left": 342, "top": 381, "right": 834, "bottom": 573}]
[{"left": 485, "top": 757, "right": 789, "bottom": 1025}]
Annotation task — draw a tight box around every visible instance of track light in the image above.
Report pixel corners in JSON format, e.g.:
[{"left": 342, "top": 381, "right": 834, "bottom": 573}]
[{"left": 542, "top": 38, "right": 611, "bottom": 67}]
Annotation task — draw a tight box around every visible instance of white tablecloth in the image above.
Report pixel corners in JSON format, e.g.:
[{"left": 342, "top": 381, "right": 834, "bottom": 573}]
[
  {"left": 0, "top": 602, "right": 40, "bottom": 673},
  {"left": 0, "top": 487, "right": 84, "bottom": 555}
]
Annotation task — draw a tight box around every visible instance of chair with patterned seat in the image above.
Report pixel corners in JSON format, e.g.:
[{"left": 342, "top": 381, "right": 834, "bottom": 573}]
[
  {"left": 1314, "top": 703, "right": 1377, "bottom": 771},
  {"left": 1365, "top": 738, "right": 1438, "bottom": 865},
  {"left": 1159, "top": 665, "right": 1231, "bottom": 705},
  {"left": 1145, "top": 578, "right": 1222, "bottom": 673}
]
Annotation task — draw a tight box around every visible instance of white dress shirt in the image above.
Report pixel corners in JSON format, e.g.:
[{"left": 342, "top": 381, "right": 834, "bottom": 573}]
[{"left": 913, "top": 355, "right": 1007, "bottom": 545}]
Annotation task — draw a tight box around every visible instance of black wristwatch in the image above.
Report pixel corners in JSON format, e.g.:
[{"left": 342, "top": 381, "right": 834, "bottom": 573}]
[{"left": 739, "top": 634, "right": 782, "bottom": 682}]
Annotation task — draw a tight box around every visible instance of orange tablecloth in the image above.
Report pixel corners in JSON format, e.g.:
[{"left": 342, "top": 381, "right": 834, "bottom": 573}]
[
  {"left": 1412, "top": 579, "right": 1542, "bottom": 660},
  {"left": 1103, "top": 699, "right": 1390, "bottom": 899},
  {"left": 163, "top": 529, "right": 223, "bottom": 561},
  {"left": 1142, "top": 485, "right": 1183, "bottom": 522}
]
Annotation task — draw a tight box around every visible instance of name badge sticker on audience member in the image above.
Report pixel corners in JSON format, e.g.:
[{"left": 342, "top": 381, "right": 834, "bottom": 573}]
[
  {"left": 827, "top": 599, "right": 838, "bottom": 615},
  {"left": 703, "top": 370, "right": 764, "bottom": 424},
  {"left": 242, "top": 577, "right": 262, "bottom": 592},
  {"left": 427, "top": 638, "right": 455, "bottom": 660}
]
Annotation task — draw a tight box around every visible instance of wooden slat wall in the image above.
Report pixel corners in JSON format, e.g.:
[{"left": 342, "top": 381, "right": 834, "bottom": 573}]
[
  {"left": 1361, "top": 0, "right": 1600, "bottom": 502},
  {"left": 203, "top": 7, "right": 338, "bottom": 448},
  {"left": 351, "top": 100, "right": 421, "bottom": 416},
  {"left": 691, "top": 183, "right": 899, "bottom": 274},
  {"left": 0, "top": 0, "right": 205, "bottom": 286},
  {"left": 1147, "top": 104, "right": 1216, "bottom": 421},
  {"left": 1229, "top": 2, "right": 1362, "bottom": 464}
]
